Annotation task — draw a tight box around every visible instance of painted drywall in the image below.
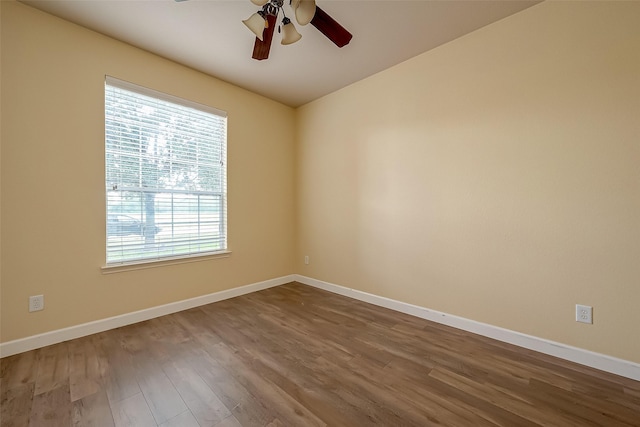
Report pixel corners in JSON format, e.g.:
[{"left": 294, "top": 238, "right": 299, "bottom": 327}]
[
  {"left": 295, "top": 1, "right": 640, "bottom": 364},
  {"left": 0, "top": 1, "right": 295, "bottom": 343}
]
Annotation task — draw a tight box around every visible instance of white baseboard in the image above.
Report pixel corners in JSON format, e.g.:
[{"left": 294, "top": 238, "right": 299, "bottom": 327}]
[
  {"left": 294, "top": 274, "right": 640, "bottom": 382},
  {"left": 4, "top": 273, "right": 638, "bottom": 382},
  {"left": 0, "top": 275, "right": 295, "bottom": 358}
]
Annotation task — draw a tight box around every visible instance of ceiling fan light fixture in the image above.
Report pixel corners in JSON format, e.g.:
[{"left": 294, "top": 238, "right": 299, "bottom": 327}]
[
  {"left": 281, "top": 17, "right": 302, "bottom": 45},
  {"left": 243, "top": 0, "right": 350, "bottom": 60},
  {"left": 295, "top": 0, "right": 316, "bottom": 26},
  {"left": 243, "top": 11, "right": 267, "bottom": 41}
]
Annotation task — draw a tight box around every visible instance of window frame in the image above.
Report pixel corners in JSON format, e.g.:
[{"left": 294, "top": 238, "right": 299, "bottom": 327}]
[{"left": 103, "top": 76, "right": 229, "bottom": 269}]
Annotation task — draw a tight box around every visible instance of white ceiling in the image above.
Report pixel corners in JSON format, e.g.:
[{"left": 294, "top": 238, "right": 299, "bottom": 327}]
[{"left": 20, "top": 0, "right": 540, "bottom": 107}]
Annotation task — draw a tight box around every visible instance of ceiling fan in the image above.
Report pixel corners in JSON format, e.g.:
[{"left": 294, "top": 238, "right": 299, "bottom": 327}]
[
  {"left": 243, "top": 0, "right": 352, "bottom": 60},
  {"left": 177, "top": 0, "right": 352, "bottom": 61}
]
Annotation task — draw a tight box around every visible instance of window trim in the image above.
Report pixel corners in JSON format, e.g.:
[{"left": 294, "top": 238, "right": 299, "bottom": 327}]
[
  {"left": 106, "top": 76, "right": 227, "bottom": 119},
  {"left": 100, "top": 250, "right": 232, "bottom": 274},
  {"left": 104, "top": 76, "right": 228, "bottom": 267}
]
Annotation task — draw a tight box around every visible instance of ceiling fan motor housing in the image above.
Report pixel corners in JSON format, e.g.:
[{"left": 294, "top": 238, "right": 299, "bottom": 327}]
[{"left": 264, "top": 0, "right": 285, "bottom": 16}]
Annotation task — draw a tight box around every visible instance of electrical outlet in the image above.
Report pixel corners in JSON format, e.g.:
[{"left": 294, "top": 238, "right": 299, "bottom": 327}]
[
  {"left": 304, "top": 255, "right": 309, "bottom": 265},
  {"left": 29, "top": 295, "right": 44, "bottom": 312},
  {"left": 576, "top": 304, "right": 592, "bottom": 324}
]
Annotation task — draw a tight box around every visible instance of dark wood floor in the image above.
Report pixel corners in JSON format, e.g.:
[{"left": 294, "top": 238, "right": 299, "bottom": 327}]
[{"left": 1, "top": 282, "right": 639, "bottom": 426}]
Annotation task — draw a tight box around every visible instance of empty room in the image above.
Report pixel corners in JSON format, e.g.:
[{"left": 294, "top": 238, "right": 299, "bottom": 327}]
[{"left": 1, "top": 0, "right": 639, "bottom": 425}]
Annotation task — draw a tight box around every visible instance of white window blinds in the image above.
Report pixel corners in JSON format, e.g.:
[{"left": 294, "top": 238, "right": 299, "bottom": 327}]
[{"left": 105, "top": 76, "right": 227, "bottom": 265}]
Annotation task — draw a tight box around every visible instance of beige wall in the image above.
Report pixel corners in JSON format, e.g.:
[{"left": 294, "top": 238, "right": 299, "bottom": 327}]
[
  {"left": 0, "top": 1, "right": 295, "bottom": 343},
  {"left": 295, "top": 1, "right": 640, "bottom": 363}
]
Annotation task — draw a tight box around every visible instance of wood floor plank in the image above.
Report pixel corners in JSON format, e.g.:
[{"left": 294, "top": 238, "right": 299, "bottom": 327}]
[
  {"left": 29, "top": 383, "right": 71, "bottom": 426},
  {"left": 162, "top": 357, "right": 231, "bottom": 426},
  {"left": 110, "top": 392, "right": 156, "bottom": 427},
  {"left": 2, "top": 282, "right": 639, "bottom": 426},
  {"left": 95, "top": 332, "right": 141, "bottom": 405},
  {"left": 204, "top": 342, "right": 327, "bottom": 427},
  {"left": 157, "top": 410, "right": 200, "bottom": 427},
  {"left": 186, "top": 347, "right": 252, "bottom": 408},
  {"left": 34, "top": 343, "right": 69, "bottom": 396},
  {"left": 0, "top": 383, "right": 34, "bottom": 427},
  {"left": 71, "top": 389, "right": 115, "bottom": 427},
  {"left": 136, "top": 366, "right": 188, "bottom": 425},
  {"left": 213, "top": 415, "right": 243, "bottom": 427},
  {"left": 528, "top": 378, "right": 640, "bottom": 426},
  {"left": 187, "top": 337, "right": 288, "bottom": 427},
  {"left": 0, "top": 351, "right": 38, "bottom": 389},
  {"left": 68, "top": 337, "right": 103, "bottom": 402},
  {"left": 387, "top": 373, "right": 499, "bottom": 426},
  {"left": 173, "top": 308, "right": 223, "bottom": 349},
  {"left": 428, "top": 365, "right": 579, "bottom": 426}
]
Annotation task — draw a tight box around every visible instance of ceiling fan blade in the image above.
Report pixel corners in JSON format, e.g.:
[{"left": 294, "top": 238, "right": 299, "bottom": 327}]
[
  {"left": 310, "top": 6, "right": 352, "bottom": 48},
  {"left": 252, "top": 14, "right": 277, "bottom": 60}
]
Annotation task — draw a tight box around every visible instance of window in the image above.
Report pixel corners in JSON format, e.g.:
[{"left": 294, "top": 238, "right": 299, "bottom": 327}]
[{"left": 105, "top": 76, "right": 227, "bottom": 265}]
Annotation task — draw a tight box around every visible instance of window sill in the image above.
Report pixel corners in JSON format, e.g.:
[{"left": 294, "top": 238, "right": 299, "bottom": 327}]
[{"left": 101, "top": 250, "right": 231, "bottom": 274}]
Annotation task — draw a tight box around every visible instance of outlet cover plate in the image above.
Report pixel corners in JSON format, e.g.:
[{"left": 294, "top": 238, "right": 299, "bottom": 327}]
[
  {"left": 576, "top": 304, "right": 592, "bottom": 324},
  {"left": 29, "top": 295, "right": 44, "bottom": 312}
]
